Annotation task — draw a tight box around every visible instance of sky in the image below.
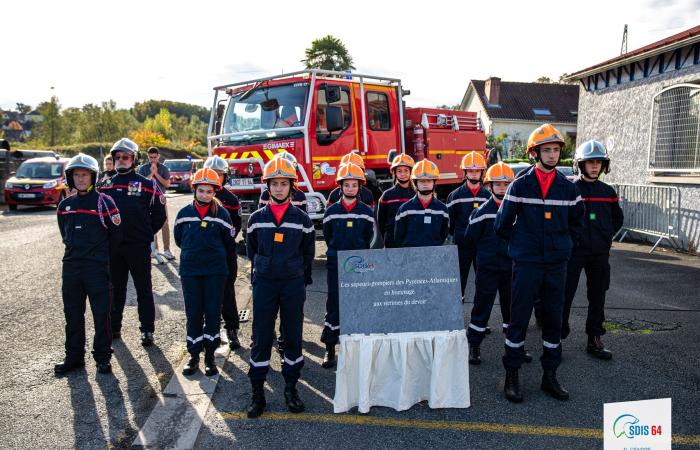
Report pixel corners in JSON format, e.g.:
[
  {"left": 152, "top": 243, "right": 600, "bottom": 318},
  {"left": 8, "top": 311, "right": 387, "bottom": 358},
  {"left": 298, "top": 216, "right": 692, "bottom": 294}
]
[{"left": 2, "top": 0, "right": 698, "bottom": 112}]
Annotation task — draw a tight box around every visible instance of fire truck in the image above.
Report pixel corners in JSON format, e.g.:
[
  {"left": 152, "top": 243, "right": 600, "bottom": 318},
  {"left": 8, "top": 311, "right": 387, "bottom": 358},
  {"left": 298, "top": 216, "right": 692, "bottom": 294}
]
[{"left": 206, "top": 70, "right": 486, "bottom": 221}]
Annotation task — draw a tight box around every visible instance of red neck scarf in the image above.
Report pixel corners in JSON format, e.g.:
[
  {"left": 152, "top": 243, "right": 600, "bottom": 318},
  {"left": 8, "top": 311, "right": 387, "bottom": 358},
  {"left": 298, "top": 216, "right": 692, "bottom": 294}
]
[
  {"left": 534, "top": 167, "right": 556, "bottom": 199},
  {"left": 194, "top": 202, "right": 211, "bottom": 219},
  {"left": 269, "top": 202, "right": 289, "bottom": 225},
  {"left": 341, "top": 197, "right": 357, "bottom": 212},
  {"left": 418, "top": 195, "right": 432, "bottom": 209}
]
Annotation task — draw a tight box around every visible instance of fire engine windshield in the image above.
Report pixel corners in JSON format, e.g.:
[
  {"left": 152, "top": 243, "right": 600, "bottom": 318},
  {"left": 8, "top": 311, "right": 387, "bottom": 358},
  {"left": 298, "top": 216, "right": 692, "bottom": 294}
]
[{"left": 221, "top": 83, "right": 308, "bottom": 143}]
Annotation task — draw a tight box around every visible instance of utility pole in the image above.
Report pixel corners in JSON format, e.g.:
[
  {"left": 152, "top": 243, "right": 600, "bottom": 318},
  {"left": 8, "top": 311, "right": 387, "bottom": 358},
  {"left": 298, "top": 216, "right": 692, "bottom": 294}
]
[{"left": 620, "top": 24, "right": 628, "bottom": 55}]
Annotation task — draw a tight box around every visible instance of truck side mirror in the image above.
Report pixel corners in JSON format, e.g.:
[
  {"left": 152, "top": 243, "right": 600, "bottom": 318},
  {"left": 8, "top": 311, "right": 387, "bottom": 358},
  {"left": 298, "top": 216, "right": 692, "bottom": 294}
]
[
  {"left": 326, "top": 86, "right": 342, "bottom": 103},
  {"left": 214, "top": 102, "right": 226, "bottom": 135},
  {"left": 325, "top": 106, "right": 343, "bottom": 132}
]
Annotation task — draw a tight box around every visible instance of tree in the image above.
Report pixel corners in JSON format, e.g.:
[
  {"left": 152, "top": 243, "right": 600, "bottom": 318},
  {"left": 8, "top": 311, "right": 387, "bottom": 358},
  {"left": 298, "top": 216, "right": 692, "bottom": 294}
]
[
  {"left": 302, "top": 35, "right": 355, "bottom": 72},
  {"left": 15, "top": 103, "right": 32, "bottom": 115},
  {"left": 35, "top": 96, "right": 62, "bottom": 146},
  {"left": 131, "top": 100, "right": 210, "bottom": 123},
  {"left": 535, "top": 76, "right": 553, "bottom": 83}
]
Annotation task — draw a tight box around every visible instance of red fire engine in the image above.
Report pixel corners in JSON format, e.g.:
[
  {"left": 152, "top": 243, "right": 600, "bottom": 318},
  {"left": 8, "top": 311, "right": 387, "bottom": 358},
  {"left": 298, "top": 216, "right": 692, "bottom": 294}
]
[{"left": 207, "top": 70, "right": 486, "bottom": 221}]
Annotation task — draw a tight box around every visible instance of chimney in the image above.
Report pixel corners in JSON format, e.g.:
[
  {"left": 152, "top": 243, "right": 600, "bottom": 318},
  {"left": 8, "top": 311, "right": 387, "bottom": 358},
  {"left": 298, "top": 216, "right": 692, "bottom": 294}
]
[{"left": 484, "top": 77, "right": 501, "bottom": 105}]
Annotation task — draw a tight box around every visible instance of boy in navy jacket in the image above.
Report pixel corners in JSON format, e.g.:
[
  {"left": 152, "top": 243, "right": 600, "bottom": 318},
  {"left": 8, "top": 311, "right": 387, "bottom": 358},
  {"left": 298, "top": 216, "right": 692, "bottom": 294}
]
[{"left": 376, "top": 154, "right": 415, "bottom": 248}]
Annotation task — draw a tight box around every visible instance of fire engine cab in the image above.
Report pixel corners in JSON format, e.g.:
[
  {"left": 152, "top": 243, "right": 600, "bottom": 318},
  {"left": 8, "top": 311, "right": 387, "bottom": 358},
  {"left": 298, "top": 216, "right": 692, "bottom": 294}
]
[{"left": 207, "top": 70, "right": 486, "bottom": 221}]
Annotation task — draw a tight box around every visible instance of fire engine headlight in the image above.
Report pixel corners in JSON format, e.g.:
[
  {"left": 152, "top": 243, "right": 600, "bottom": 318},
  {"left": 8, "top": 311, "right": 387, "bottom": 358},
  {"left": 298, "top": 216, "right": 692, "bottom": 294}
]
[
  {"left": 5, "top": 181, "right": 14, "bottom": 189},
  {"left": 306, "top": 197, "right": 323, "bottom": 214},
  {"left": 183, "top": 174, "right": 190, "bottom": 180},
  {"left": 43, "top": 180, "right": 58, "bottom": 189}
]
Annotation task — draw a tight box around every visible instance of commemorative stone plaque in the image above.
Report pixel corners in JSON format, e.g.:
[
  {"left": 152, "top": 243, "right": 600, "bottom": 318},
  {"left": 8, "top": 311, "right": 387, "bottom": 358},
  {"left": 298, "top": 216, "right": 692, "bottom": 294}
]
[{"left": 337, "top": 245, "right": 464, "bottom": 335}]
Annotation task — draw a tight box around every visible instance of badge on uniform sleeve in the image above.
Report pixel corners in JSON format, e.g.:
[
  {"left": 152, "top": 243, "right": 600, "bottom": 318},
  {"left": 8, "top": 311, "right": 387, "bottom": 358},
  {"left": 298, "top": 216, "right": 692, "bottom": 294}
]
[
  {"left": 424, "top": 216, "right": 432, "bottom": 224},
  {"left": 111, "top": 213, "right": 121, "bottom": 226},
  {"left": 473, "top": 202, "right": 479, "bottom": 209},
  {"left": 160, "top": 194, "right": 166, "bottom": 205},
  {"left": 589, "top": 212, "right": 597, "bottom": 220},
  {"left": 274, "top": 232, "right": 284, "bottom": 243},
  {"left": 544, "top": 212, "right": 552, "bottom": 220},
  {"left": 346, "top": 221, "right": 353, "bottom": 228}
]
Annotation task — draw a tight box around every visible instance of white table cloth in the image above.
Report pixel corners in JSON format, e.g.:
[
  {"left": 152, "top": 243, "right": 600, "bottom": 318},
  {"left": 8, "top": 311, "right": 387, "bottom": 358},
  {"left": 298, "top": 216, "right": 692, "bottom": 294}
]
[{"left": 333, "top": 330, "right": 470, "bottom": 413}]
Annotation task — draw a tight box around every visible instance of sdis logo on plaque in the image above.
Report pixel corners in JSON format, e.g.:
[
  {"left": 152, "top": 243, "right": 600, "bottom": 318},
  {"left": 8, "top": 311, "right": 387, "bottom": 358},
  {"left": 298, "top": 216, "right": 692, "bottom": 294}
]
[{"left": 604, "top": 398, "right": 671, "bottom": 450}]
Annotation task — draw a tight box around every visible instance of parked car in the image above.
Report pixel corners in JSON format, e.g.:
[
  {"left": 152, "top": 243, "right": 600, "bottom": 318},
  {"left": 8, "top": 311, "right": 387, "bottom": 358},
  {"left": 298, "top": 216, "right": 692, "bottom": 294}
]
[
  {"left": 4, "top": 156, "right": 70, "bottom": 210},
  {"left": 555, "top": 165, "right": 576, "bottom": 182},
  {"left": 163, "top": 158, "right": 203, "bottom": 192},
  {"left": 506, "top": 162, "right": 532, "bottom": 178}
]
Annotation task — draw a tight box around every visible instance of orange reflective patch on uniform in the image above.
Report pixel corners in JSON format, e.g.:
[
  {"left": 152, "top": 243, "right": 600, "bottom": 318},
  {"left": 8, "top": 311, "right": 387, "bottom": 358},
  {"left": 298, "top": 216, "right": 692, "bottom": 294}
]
[
  {"left": 545, "top": 212, "right": 552, "bottom": 220},
  {"left": 274, "top": 232, "right": 284, "bottom": 242}
]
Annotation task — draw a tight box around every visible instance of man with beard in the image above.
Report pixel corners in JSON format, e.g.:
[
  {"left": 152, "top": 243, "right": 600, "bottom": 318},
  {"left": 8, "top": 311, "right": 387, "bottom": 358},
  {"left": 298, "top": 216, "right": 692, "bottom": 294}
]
[{"left": 99, "top": 138, "right": 166, "bottom": 347}]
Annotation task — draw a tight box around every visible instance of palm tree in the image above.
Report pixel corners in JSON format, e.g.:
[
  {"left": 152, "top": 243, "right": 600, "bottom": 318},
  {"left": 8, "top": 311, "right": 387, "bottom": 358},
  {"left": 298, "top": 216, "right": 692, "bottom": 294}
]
[{"left": 301, "top": 35, "right": 355, "bottom": 72}]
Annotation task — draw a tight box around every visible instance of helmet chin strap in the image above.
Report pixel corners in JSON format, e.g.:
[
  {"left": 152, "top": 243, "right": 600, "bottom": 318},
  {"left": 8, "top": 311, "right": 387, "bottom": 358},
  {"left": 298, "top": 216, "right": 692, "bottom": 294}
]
[
  {"left": 535, "top": 149, "right": 559, "bottom": 171},
  {"left": 418, "top": 189, "right": 433, "bottom": 196},
  {"left": 493, "top": 192, "right": 505, "bottom": 200},
  {"left": 116, "top": 166, "right": 134, "bottom": 175}
]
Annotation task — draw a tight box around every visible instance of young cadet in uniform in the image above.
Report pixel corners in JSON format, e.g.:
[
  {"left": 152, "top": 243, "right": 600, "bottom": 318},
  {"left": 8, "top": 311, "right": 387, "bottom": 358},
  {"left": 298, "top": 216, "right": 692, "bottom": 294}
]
[
  {"left": 99, "top": 138, "right": 166, "bottom": 346},
  {"left": 495, "top": 124, "right": 584, "bottom": 403},
  {"left": 203, "top": 156, "right": 243, "bottom": 350},
  {"left": 464, "top": 162, "right": 532, "bottom": 365},
  {"left": 55, "top": 154, "right": 122, "bottom": 375},
  {"left": 321, "top": 163, "right": 375, "bottom": 368},
  {"left": 175, "top": 168, "right": 236, "bottom": 377},
  {"left": 246, "top": 158, "right": 315, "bottom": 418},
  {"left": 258, "top": 151, "right": 307, "bottom": 212},
  {"left": 327, "top": 152, "right": 375, "bottom": 209},
  {"left": 376, "top": 154, "right": 415, "bottom": 248},
  {"left": 394, "top": 159, "right": 449, "bottom": 248},
  {"left": 562, "top": 140, "right": 623, "bottom": 360},
  {"left": 447, "top": 152, "right": 491, "bottom": 303}
]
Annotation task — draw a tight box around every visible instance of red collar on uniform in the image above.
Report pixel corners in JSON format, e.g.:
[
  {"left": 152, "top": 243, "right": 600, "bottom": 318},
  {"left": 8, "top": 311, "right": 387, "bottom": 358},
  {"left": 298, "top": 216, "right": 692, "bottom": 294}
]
[
  {"left": 341, "top": 198, "right": 357, "bottom": 212},
  {"left": 534, "top": 167, "right": 556, "bottom": 199},
  {"left": 418, "top": 195, "right": 432, "bottom": 209},
  {"left": 466, "top": 183, "right": 481, "bottom": 197},
  {"left": 269, "top": 202, "right": 289, "bottom": 225},
  {"left": 194, "top": 202, "right": 210, "bottom": 219}
]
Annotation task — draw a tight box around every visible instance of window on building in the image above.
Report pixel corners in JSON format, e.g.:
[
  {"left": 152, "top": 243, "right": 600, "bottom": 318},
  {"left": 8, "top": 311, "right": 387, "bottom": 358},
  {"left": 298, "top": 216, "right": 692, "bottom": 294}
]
[
  {"left": 366, "top": 92, "right": 391, "bottom": 130},
  {"left": 532, "top": 108, "right": 552, "bottom": 116},
  {"left": 648, "top": 83, "right": 700, "bottom": 173}
]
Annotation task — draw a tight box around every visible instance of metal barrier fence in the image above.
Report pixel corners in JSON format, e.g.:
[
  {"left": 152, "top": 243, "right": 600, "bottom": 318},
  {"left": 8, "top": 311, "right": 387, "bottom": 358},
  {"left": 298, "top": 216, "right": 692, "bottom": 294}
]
[{"left": 613, "top": 183, "right": 681, "bottom": 253}]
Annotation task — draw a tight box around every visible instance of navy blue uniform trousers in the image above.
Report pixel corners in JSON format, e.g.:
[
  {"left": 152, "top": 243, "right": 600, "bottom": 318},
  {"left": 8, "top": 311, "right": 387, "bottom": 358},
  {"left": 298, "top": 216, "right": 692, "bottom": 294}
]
[
  {"left": 62, "top": 263, "right": 112, "bottom": 364},
  {"left": 181, "top": 275, "right": 226, "bottom": 355},
  {"left": 503, "top": 261, "right": 566, "bottom": 370},
  {"left": 249, "top": 276, "right": 305, "bottom": 383},
  {"left": 321, "top": 258, "right": 340, "bottom": 346},
  {"left": 110, "top": 242, "right": 155, "bottom": 333},
  {"left": 468, "top": 267, "right": 511, "bottom": 346},
  {"left": 221, "top": 258, "right": 240, "bottom": 331},
  {"left": 562, "top": 253, "right": 610, "bottom": 339}
]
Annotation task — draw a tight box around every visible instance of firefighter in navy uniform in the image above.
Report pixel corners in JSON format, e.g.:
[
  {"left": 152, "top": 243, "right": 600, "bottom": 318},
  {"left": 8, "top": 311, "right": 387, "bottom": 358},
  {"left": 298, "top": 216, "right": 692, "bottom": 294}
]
[
  {"left": 99, "top": 138, "right": 166, "bottom": 346},
  {"left": 258, "top": 151, "right": 308, "bottom": 212},
  {"left": 175, "top": 168, "right": 236, "bottom": 377},
  {"left": 55, "top": 154, "right": 122, "bottom": 375},
  {"left": 447, "top": 151, "right": 491, "bottom": 303},
  {"left": 562, "top": 140, "right": 623, "bottom": 360},
  {"left": 495, "top": 124, "right": 584, "bottom": 403},
  {"left": 327, "top": 152, "right": 375, "bottom": 209},
  {"left": 203, "top": 156, "right": 243, "bottom": 350},
  {"left": 464, "top": 162, "right": 533, "bottom": 365},
  {"left": 246, "top": 158, "right": 315, "bottom": 418},
  {"left": 376, "top": 154, "right": 415, "bottom": 248},
  {"left": 321, "top": 163, "right": 375, "bottom": 368},
  {"left": 394, "top": 159, "right": 449, "bottom": 248}
]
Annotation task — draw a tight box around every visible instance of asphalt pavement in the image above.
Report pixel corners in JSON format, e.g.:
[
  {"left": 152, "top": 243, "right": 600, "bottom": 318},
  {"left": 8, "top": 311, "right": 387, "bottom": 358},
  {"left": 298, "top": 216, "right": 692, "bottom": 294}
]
[{"left": 0, "top": 195, "right": 698, "bottom": 449}]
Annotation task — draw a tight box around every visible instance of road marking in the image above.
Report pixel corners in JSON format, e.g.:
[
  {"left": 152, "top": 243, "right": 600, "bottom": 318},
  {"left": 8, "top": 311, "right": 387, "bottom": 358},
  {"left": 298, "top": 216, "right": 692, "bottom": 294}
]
[{"left": 219, "top": 411, "right": 700, "bottom": 445}]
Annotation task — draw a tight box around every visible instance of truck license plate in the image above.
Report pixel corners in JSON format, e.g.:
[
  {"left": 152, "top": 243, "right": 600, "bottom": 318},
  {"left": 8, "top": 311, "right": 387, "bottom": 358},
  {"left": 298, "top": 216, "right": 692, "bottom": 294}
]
[
  {"left": 230, "top": 178, "right": 254, "bottom": 186},
  {"left": 18, "top": 193, "right": 36, "bottom": 198}
]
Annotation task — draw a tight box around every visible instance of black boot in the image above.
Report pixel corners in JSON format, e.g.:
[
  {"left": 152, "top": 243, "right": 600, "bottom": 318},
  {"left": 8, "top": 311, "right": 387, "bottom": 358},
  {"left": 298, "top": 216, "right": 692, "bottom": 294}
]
[
  {"left": 468, "top": 345, "right": 481, "bottom": 365},
  {"left": 182, "top": 355, "right": 199, "bottom": 376},
  {"left": 504, "top": 369, "right": 523, "bottom": 403},
  {"left": 204, "top": 351, "right": 218, "bottom": 377},
  {"left": 54, "top": 359, "right": 85, "bottom": 376},
  {"left": 541, "top": 369, "right": 569, "bottom": 400},
  {"left": 96, "top": 362, "right": 112, "bottom": 374},
  {"left": 284, "top": 380, "right": 305, "bottom": 413},
  {"left": 276, "top": 339, "right": 285, "bottom": 359},
  {"left": 112, "top": 330, "right": 121, "bottom": 340},
  {"left": 227, "top": 329, "right": 241, "bottom": 350},
  {"left": 322, "top": 345, "right": 337, "bottom": 369},
  {"left": 586, "top": 336, "right": 612, "bottom": 360},
  {"left": 141, "top": 332, "right": 154, "bottom": 347},
  {"left": 523, "top": 347, "right": 533, "bottom": 363},
  {"left": 484, "top": 327, "right": 491, "bottom": 335},
  {"left": 247, "top": 382, "right": 266, "bottom": 418}
]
